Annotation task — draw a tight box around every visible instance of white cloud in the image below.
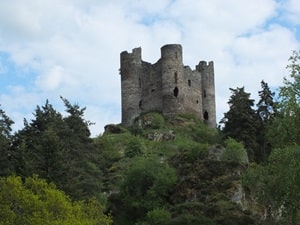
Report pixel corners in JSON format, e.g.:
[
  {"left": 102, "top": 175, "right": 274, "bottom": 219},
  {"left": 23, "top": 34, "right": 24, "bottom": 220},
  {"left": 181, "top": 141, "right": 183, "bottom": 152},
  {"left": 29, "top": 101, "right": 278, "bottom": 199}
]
[
  {"left": 282, "top": 0, "right": 300, "bottom": 25},
  {"left": 0, "top": 0, "right": 299, "bottom": 136},
  {"left": 35, "top": 65, "right": 65, "bottom": 91}
]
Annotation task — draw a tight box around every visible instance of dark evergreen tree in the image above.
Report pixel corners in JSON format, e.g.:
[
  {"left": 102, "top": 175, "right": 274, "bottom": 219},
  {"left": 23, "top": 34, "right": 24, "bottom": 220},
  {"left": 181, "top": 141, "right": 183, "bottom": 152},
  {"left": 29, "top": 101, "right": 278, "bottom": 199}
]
[
  {"left": 257, "top": 80, "right": 276, "bottom": 121},
  {"left": 220, "top": 87, "right": 259, "bottom": 161},
  {"left": 0, "top": 106, "right": 14, "bottom": 176},
  {"left": 60, "top": 97, "right": 102, "bottom": 200},
  {"left": 13, "top": 100, "right": 67, "bottom": 184},
  {"left": 13, "top": 98, "right": 103, "bottom": 200},
  {"left": 256, "top": 80, "right": 277, "bottom": 162}
]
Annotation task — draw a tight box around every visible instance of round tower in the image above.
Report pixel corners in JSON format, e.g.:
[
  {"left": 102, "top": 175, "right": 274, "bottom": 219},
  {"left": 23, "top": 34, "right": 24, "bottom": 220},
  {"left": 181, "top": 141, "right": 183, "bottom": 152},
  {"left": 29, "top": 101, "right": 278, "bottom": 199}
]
[
  {"left": 160, "top": 44, "right": 185, "bottom": 116},
  {"left": 120, "top": 47, "right": 142, "bottom": 126},
  {"left": 197, "top": 61, "right": 216, "bottom": 128}
]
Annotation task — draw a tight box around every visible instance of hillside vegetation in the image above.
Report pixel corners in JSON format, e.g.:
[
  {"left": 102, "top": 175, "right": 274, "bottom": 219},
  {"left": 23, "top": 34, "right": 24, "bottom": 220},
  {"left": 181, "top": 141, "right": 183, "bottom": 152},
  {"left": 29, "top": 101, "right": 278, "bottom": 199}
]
[
  {"left": 96, "top": 112, "right": 258, "bottom": 225},
  {"left": 1, "top": 50, "right": 300, "bottom": 224}
]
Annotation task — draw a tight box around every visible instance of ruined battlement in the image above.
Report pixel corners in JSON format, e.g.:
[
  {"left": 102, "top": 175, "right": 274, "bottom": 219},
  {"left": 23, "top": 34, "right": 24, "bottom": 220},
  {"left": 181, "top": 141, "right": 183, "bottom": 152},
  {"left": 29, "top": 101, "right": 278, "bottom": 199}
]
[{"left": 119, "top": 44, "right": 216, "bottom": 128}]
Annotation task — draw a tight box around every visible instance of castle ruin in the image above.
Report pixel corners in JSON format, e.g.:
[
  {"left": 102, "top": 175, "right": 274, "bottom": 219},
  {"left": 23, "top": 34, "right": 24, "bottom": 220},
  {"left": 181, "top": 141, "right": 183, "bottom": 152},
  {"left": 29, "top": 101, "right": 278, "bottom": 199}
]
[{"left": 120, "top": 44, "right": 216, "bottom": 128}]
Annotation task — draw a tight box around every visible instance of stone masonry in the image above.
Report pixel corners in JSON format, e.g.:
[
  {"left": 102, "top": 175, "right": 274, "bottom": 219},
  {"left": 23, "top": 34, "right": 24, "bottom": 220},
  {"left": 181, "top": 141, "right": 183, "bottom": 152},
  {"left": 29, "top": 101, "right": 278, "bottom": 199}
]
[{"left": 120, "top": 44, "right": 216, "bottom": 128}]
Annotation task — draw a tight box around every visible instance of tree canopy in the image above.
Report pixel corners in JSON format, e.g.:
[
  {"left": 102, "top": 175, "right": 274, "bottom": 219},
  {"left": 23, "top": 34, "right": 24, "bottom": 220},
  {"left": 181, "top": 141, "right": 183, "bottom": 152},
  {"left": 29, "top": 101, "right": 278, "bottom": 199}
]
[
  {"left": 220, "top": 87, "right": 259, "bottom": 161},
  {"left": 0, "top": 175, "right": 112, "bottom": 225}
]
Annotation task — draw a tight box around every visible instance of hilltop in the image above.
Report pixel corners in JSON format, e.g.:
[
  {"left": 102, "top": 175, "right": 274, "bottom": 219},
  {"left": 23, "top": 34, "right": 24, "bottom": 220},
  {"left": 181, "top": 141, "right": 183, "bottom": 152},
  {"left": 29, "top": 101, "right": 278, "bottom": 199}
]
[{"left": 95, "top": 112, "right": 265, "bottom": 225}]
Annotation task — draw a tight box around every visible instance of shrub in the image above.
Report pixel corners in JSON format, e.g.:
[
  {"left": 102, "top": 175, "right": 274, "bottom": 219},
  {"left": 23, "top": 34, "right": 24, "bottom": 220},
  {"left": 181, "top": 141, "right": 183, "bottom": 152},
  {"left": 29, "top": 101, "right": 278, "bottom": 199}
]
[
  {"left": 145, "top": 208, "right": 171, "bottom": 225},
  {"left": 124, "top": 137, "right": 146, "bottom": 158},
  {"left": 0, "top": 175, "right": 112, "bottom": 225},
  {"left": 140, "top": 112, "right": 165, "bottom": 129},
  {"left": 221, "top": 138, "right": 248, "bottom": 164}
]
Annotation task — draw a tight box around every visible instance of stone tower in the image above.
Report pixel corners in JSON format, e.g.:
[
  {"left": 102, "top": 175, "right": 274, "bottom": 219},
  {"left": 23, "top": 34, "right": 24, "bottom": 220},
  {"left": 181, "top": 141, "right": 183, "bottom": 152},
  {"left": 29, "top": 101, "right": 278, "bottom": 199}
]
[{"left": 120, "top": 44, "right": 216, "bottom": 128}]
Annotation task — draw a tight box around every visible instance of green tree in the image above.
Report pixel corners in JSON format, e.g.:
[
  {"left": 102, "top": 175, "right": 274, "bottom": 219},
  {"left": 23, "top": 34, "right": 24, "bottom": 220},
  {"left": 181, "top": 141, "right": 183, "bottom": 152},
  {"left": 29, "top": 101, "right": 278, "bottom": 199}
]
[
  {"left": 0, "top": 175, "right": 112, "bottom": 225},
  {"left": 220, "top": 87, "right": 259, "bottom": 161},
  {"left": 0, "top": 106, "right": 14, "bottom": 176},
  {"left": 124, "top": 137, "right": 145, "bottom": 158},
  {"left": 268, "top": 50, "right": 300, "bottom": 148},
  {"left": 13, "top": 100, "right": 66, "bottom": 184},
  {"left": 116, "top": 157, "right": 177, "bottom": 223},
  {"left": 60, "top": 97, "right": 103, "bottom": 200},
  {"left": 221, "top": 138, "right": 248, "bottom": 164},
  {"left": 13, "top": 98, "right": 103, "bottom": 200},
  {"left": 256, "top": 80, "right": 277, "bottom": 161},
  {"left": 257, "top": 80, "right": 276, "bottom": 122},
  {"left": 243, "top": 146, "right": 300, "bottom": 224}
]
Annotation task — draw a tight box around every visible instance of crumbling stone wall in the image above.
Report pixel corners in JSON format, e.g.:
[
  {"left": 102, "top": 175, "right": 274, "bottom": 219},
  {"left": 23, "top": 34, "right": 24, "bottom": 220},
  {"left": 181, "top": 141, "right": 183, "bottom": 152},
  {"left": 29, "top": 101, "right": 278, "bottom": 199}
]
[{"left": 120, "top": 44, "right": 216, "bottom": 128}]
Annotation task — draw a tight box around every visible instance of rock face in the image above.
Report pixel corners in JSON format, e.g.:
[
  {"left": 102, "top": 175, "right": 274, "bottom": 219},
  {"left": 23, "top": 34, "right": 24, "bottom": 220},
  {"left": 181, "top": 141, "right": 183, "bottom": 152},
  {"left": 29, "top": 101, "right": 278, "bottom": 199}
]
[
  {"left": 120, "top": 44, "right": 216, "bottom": 128},
  {"left": 146, "top": 130, "right": 175, "bottom": 142},
  {"left": 104, "top": 124, "right": 125, "bottom": 134}
]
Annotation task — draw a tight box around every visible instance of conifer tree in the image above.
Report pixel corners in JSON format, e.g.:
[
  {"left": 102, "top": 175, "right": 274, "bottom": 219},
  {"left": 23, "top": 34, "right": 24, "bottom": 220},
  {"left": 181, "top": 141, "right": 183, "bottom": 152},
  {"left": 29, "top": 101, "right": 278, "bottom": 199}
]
[
  {"left": 0, "top": 106, "right": 14, "bottom": 176},
  {"left": 13, "top": 98, "right": 102, "bottom": 200},
  {"left": 256, "top": 80, "right": 276, "bottom": 161},
  {"left": 220, "top": 87, "right": 259, "bottom": 161}
]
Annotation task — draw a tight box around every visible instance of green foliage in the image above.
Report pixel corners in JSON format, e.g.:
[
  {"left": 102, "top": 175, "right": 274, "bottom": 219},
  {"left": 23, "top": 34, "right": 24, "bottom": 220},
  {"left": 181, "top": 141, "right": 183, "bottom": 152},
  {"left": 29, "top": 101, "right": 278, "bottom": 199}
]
[
  {"left": 125, "top": 137, "right": 146, "bottom": 158},
  {"left": 189, "top": 121, "right": 221, "bottom": 144},
  {"left": 118, "top": 157, "right": 177, "bottom": 222},
  {"left": 169, "top": 214, "right": 215, "bottom": 225},
  {"left": 140, "top": 112, "right": 165, "bottom": 129},
  {"left": 221, "top": 138, "right": 248, "bottom": 164},
  {"left": 142, "top": 208, "right": 171, "bottom": 225},
  {"left": 0, "top": 175, "right": 112, "bottom": 225},
  {"left": 243, "top": 146, "right": 300, "bottom": 224},
  {"left": 0, "top": 105, "right": 14, "bottom": 176},
  {"left": 220, "top": 87, "right": 259, "bottom": 161},
  {"left": 257, "top": 80, "right": 277, "bottom": 122},
  {"left": 267, "top": 51, "right": 300, "bottom": 148},
  {"left": 12, "top": 99, "right": 103, "bottom": 201},
  {"left": 256, "top": 80, "right": 277, "bottom": 162}
]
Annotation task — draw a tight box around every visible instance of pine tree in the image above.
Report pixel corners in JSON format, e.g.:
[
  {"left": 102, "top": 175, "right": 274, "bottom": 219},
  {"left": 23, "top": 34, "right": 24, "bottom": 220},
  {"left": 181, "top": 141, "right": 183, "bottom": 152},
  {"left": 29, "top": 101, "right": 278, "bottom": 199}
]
[
  {"left": 60, "top": 97, "right": 102, "bottom": 200},
  {"left": 0, "top": 106, "right": 14, "bottom": 176},
  {"left": 220, "top": 87, "right": 259, "bottom": 161},
  {"left": 256, "top": 80, "right": 276, "bottom": 161},
  {"left": 13, "top": 100, "right": 67, "bottom": 183},
  {"left": 13, "top": 98, "right": 103, "bottom": 200}
]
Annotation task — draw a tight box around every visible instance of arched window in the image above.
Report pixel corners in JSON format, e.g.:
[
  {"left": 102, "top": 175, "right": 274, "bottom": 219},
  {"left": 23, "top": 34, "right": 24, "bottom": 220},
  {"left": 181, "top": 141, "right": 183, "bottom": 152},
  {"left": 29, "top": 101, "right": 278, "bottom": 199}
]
[
  {"left": 204, "top": 110, "right": 209, "bottom": 120},
  {"left": 173, "top": 87, "right": 179, "bottom": 98}
]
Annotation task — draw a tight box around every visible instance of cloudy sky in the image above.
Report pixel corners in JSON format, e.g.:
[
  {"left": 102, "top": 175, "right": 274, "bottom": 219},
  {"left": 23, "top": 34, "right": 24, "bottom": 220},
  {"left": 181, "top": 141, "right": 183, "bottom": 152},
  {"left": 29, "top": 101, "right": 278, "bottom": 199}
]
[{"left": 0, "top": 0, "right": 299, "bottom": 136}]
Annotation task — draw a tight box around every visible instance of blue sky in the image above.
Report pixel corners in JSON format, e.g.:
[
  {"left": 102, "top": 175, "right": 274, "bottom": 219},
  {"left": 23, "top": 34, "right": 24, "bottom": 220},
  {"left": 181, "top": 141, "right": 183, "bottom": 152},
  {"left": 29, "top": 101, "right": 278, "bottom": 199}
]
[{"left": 0, "top": 0, "right": 300, "bottom": 136}]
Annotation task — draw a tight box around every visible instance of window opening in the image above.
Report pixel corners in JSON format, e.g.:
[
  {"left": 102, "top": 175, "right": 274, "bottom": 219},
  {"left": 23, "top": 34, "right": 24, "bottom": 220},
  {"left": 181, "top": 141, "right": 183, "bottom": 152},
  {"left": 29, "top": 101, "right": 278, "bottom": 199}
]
[
  {"left": 204, "top": 111, "right": 209, "bottom": 120},
  {"left": 203, "top": 89, "right": 207, "bottom": 98},
  {"left": 196, "top": 100, "right": 199, "bottom": 104},
  {"left": 173, "top": 87, "right": 179, "bottom": 98},
  {"left": 139, "top": 100, "right": 143, "bottom": 110},
  {"left": 175, "top": 52, "right": 178, "bottom": 59},
  {"left": 188, "top": 79, "right": 191, "bottom": 87}
]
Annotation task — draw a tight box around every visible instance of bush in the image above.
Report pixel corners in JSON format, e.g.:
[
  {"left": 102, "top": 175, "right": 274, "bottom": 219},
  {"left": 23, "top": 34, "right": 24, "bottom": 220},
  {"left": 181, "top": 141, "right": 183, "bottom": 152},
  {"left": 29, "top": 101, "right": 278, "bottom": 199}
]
[
  {"left": 124, "top": 137, "right": 146, "bottom": 158},
  {"left": 221, "top": 138, "right": 248, "bottom": 164},
  {"left": 139, "top": 112, "right": 165, "bottom": 129},
  {"left": 119, "top": 157, "right": 177, "bottom": 220},
  {"left": 169, "top": 214, "right": 215, "bottom": 225},
  {"left": 0, "top": 175, "right": 112, "bottom": 225},
  {"left": 145, "top": 208, "right": 171, "bottom": 225}
]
